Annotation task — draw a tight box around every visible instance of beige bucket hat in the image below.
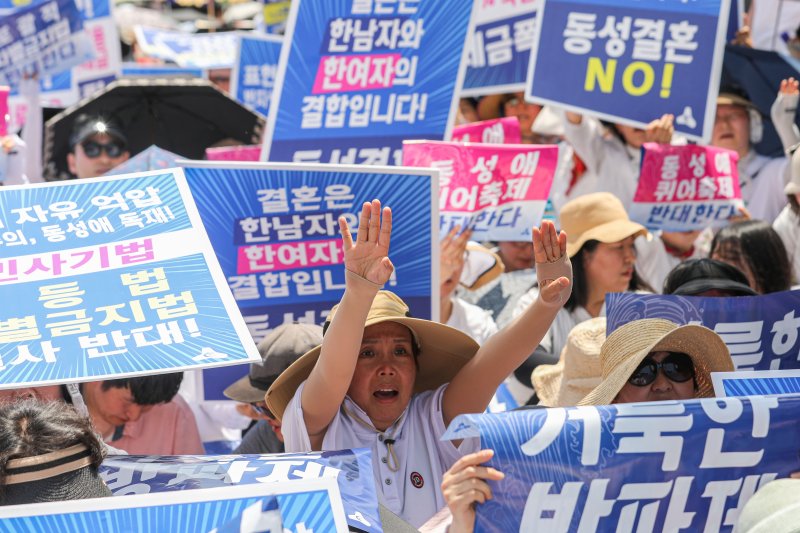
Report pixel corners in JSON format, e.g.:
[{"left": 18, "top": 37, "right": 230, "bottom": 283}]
[{"left": 559, "top": 192, "right": 648, "bottom": 257}]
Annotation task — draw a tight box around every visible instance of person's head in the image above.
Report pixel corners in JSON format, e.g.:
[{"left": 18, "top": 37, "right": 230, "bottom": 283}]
[
  {"left": 457, "top": 97, "right": 479, "bottom": 125},
  {"left": 712, "top": 92, "right": 761, "bottom": 159},
  {"left": 578, "top": 318, "right": 733, "bottom": 405},
  {"left": 223, "top": 323, "right": 323, "bottom": 442},
  {"left": 711, "top": 220, "right": 793, "bottom": 293},
  {"left": 265, "top": 292, "right": 479, "bottom": 431},
  {"left": 0, "top": 399, "right": 111, "bottom": 505},
  {"left": 496, "top": 240, "right": 534, "bottom": 272},
  {"left": 81, "top": 373, "right": 183, "bottom": 430},
  {"left": 559, "top": 192, "right": 650, "bottom": 310},
  {"left": 663, "top": 258, "right": 759, "bottom": 296},
  {"left": 502, "top": 92, "right": 542, "bottom": 142},
  {"left": 0, "top": 386, "right": 63, "bottom": 403},
  {"left": 612, "top": 123, "right": 647, "bottom": 149},
  {"left": 67, "top": 114, "right": 130, "bottom": 179}
]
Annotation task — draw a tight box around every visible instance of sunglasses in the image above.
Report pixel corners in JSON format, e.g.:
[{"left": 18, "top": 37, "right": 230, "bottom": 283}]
[
  {"left": 82, "top": 140, "right": 126, "bottom": 158},
  {"left": 250, "top": 402, "right": 274, "bottom": 419},
  {"left": 628, "top": 352, "right": 695, "bottom": 387}
]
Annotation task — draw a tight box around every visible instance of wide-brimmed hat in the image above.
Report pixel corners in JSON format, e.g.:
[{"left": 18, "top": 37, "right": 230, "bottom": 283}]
[
  {"left": 717, "top": 92, "right": 756, "bottom": 110},
  {"left": 460, "top": 242, "right": 505, "bottom": 290},
  {"left": 266, "top": 291, "right": 480, "bottom": 421},
  {"left": 223, "top": 323, "right": 324, "bottom": 404},
  {"left": 1, "top": 443, "right": 112, "bottom": 505},
  {"left": 578, "top": 318, "right": 733, "bottom": 406},
  {"left": 532, "top": 317, "right": 605, "bottom": 407},
  {"left": 784, "top": 143, "right": 800, "bottom": 195},
  {"left": 560, "top": 192, "right": 648, "bottom": 257}
]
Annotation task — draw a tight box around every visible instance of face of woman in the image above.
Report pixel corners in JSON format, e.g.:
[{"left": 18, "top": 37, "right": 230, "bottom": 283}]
[{"left": 583, "top": 236, "right": 637, "bottom": 296}]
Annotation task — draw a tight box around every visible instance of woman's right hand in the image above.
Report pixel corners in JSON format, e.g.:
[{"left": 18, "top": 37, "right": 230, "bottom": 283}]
[
  {"left": 340, "top": 199, "right": 394, "bottom": 286},
  {"left": 442, "top": 449, "right": 505, "bottom": 533}
]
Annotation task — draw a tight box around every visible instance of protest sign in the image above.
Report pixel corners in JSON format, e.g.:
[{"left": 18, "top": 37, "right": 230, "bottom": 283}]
[
  {"left": 104, "top": 145, "right": 181, "bottom": 175},
  {"left": 205, "top": 145, "right": 262, "bottom": 161},
  {"left": 726, "top": 0, "right": 743, "bottom": 43},
  {"left": 72, "top": 0, "right": 121, "bottom": 98},
  {"left": 0, "top": 0, "right": 95, "bottom": 87},
  {"left": 261, "top": 0, "right": 290, "bottom": 34},
  {"left": 0, "top": 84, "right": 7, "bottom": 136},
  {"left": 0, "top": 169, "right": 259, "bottom": 389},
  {"left": 403, "top": 140, "right": 557, "bottom": 241},
  {"left": 526, "top": 0, "right": 730, "bottom": 142},
  {"left": 463, "top": 0, "right": 538, "bottom": 96},
  {"left": 629, "top": 143, "right": 743, "bottom": 231},
  {"left": 606, "top": 291, "right": 800, "bottom": 371},
  {"left": 121, "top": 63, "right": 205, "bottom": 78},
  {"left": 261, "top": 0, "right": 477, "bottom": 165},
  {"left": 0, "top": 478, "right": 347, "bottom": 533},
  {"left": 231, "top": 34, "right": 281, "bottom": 118},
  {"left": 180, "top": 161, "right": 437, "bottom": 400},
  {"left": 8, "top": 71, "right": 78, "bottom": 133},
  {"left": 133, "top": 26, "right": 239, "bottom": 69},
  {"left": 444, "top": 395, "right": 800, "bottom": 532},
  {"left": 100, "top": 449, "right": 382, "bottom": 533},
  {"left": 712, "top": 369, "right": 800, "bottom": 398},
  {"left": 452, "top": 116, "right": 522, "bottom": 144}
]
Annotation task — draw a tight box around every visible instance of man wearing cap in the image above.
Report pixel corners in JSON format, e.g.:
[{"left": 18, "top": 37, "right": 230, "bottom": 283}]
[
  {"left": 67, "top": 114, "right": 130, "bottom": 179},
  {"left": 224, "top": 323, "right": 323, "bottom": 455},
  {"left": 712, "top": 90, "right": 787, "bottom": 222}
]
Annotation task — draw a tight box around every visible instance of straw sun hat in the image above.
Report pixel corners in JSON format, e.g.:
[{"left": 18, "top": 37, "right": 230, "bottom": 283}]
[
  {"left": 578, "top": 318, "right": 733, "bottom": 406},
  {"left": 532, "top": 317, "right": 606, "bottom": 407},
  {"left": 266, "top": 291, "right": 480, "bottom": 421},
  {"left": 560, "top": 192, "right": 648, "bottom": 257}
]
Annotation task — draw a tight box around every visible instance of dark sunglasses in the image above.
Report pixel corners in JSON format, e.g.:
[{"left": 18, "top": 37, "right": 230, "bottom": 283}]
[
  {"left": 250, "top": 402, "right": 274, "bottom": 419},
  {"left": 628, "top": 352, "right": 695, "bottom": 387},
  {"left": 82, "top": 140, "right": 126, "bottom": 158}
]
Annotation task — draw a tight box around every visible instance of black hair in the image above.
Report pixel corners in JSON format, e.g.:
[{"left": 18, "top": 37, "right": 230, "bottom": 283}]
[
  {"left": 565, "top": 240, "right": 653, "bottom": 312},
  {"left": 711, "top": 220, "right": 793, "bottom": 293},
  {"left": 100, "top": 373, "right": 183, "bottom": 405},
  {"left": 0, "top": 399, "right": 106, "bottom": 493},
  {"left": 663, "top": 258, "right": 754, "bottom": 295}
]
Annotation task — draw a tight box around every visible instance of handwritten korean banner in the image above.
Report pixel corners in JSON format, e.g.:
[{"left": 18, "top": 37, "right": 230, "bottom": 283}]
[
  {"left": 100, "top": 449, "right": 380, "bottom": 533},
  {"left": 452, "top": 116, "right": 522, "bottom": 144},
  {"left": 606, "top": 291, "right": 800, "bottom": 371},
  {"left": 403, "top": 140, "right": 557, "bottom": 241},
  {"left": 231, "top": 34, "right": 281, "bottom": 118},
  {"left": 443, "top": 395, "right": 800, "bottom": 532},
  {"left": 0, "top": 169, "right": 259, "bottom": 389},
  {"left": 525, "top": 0, "right": 731, "bottom": 142},
  {"left": 463, "top": 0, "right": 538, "bottom": 96},
  {"left": 629, "top": 143, "right": 743, "bottom": 231},
  {"left": 261, "top": 0, "right": 477, "bottom": 165},
  {"left": 180, "top": 161, "right": 437, "bottom": 401}
]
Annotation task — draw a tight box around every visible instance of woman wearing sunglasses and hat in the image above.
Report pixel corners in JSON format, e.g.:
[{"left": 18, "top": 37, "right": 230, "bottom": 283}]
[
  {"left": 579, "top": 318, "right": 734, "bottom": 405},
  {"left": 266, "top": 199, "right": 572, "bottom": 527}
]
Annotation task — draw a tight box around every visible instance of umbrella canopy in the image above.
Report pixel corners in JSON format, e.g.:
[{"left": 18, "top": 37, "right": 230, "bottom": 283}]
[
  {"left": 721, "top": 45, "right": 800, "bottom": 157},
  {"left": 44, "top": 77, "right": 265, "bottom": 180}
]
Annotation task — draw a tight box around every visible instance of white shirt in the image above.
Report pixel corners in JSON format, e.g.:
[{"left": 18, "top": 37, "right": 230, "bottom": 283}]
[
  {"left": 446, "top": 296, "right": 498, "bottom": 345},
  {"left": 773, "top": 204, "right": 800, "bottom": 284},
  {"left": 739, "top": 151, "right": 788, "bottom": 223},
  {"left": 750, "top": 0, "right": 800, "bottom": 55},
  {"left": 283, "top": 382, "right": 478, "bottom": 528},
  {"left": 461, "top": 269, "right": 537, "bottom": 328}
]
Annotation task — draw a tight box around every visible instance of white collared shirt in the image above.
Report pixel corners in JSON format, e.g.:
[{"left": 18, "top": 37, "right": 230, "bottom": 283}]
[{"left": 283, "top": 382, "right": 478, "bottom": 528}]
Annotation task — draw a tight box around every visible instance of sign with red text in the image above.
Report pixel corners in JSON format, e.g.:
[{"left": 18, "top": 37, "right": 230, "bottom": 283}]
[{"left": 452, "top": 116, "right": 522, "bottom": 144}]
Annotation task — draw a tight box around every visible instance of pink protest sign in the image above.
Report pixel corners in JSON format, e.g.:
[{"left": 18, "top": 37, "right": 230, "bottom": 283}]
[
  {"left": 205, "top": 145, "right": 262, "bottom": 161},
  {"left": 630, "top": 143, "right": 744, "bottom": 231},
  {"left": 452, "top": 117, "right": 522, "bottom": 144},
  {"left": 0, "top": 86, "right": 9, "bottom": 137},
  {"left": 403, "top": 140, "right": 558, "bottom": 241}
]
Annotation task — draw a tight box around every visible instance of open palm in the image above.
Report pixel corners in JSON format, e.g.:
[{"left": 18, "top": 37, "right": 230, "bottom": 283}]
[
  {"left": 340, "top": 199, "right": 394, "bottom": 286},
  {"left": 533, "top": 220, "right": 572, "bottom": 305}
]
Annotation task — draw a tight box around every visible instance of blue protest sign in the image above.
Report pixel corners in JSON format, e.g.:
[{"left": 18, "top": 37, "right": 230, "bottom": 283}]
[
  {"left": 180, "top": 161, "right": 437, "bottom": 400},
  {"left": 133, "top": 26, "right": 239, "bottom": 69},
  {"left": 606, "top": 291, "right": 800, "bottom": 371},
  {"left": 725, "top": 0, "right": 742, "bottom": 43},
  {"left": 100, "top": 449, "right": 382, "bottom": 533},
  {"left": 526, "top": 0, "right": 730, "bottom": 142},
  {"left": 261, "top": 0, "right": 477, "bottom": 164},
  {"left": 74, "top": 0, "right": 110, "bottom": 21},
  {"left": 0, "top": 169, "right": 259, "bottom": 389},
  {"left": 231, "top": 34, "right": 282, "bottom": 118},
  {"left": 0, "top": 478, "right": 347, "bottom": 533},
  {"left": 463, "top": 0, "right": 538, "bottom": 96},
  {"left": 0, "top": 0, "right": 95, "bottom": 87},
  {"left": 121, "top": 63, "right": 204, "bottom": 78},
  {"left": 712, "top": 369, "right": 800, "bottom": 398},
  {"left": 444, "top": 395, "right": 800, "bottom": 532}
]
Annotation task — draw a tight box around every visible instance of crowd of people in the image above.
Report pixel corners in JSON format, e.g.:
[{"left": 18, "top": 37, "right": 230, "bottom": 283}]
[{"left": 1, "top": 2, "right": 800, "bottom": 532}]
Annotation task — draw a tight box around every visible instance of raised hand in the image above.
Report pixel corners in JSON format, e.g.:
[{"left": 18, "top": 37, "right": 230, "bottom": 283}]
[
  {"left": 441, "top": 449, "right": 505, "bottom": 533},
  {"left": 339, "top": 199, "right": 394, "bottom": 286},
  {"left": 533, "top": 220, "right": 572, "bottom": 306},
  {"left": 644, "top": 114, "right": 675, "bottom": 144},
  {"left": 779, "top": 77, "right": 799, "bottom": 96},
  {"left": 440, "top": 226, "right": 472, "bottom": 294}
]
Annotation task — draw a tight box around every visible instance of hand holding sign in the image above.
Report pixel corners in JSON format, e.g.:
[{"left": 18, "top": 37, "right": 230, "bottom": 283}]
[
  {"left": 533, "top": 220, "right": 572, "bottom": 306},
  {"left": 441, "top": 449, "right": 505, "bottom": 533},
  {"left": 340, "top": 200, "right": 394, "bottom": 286}
]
